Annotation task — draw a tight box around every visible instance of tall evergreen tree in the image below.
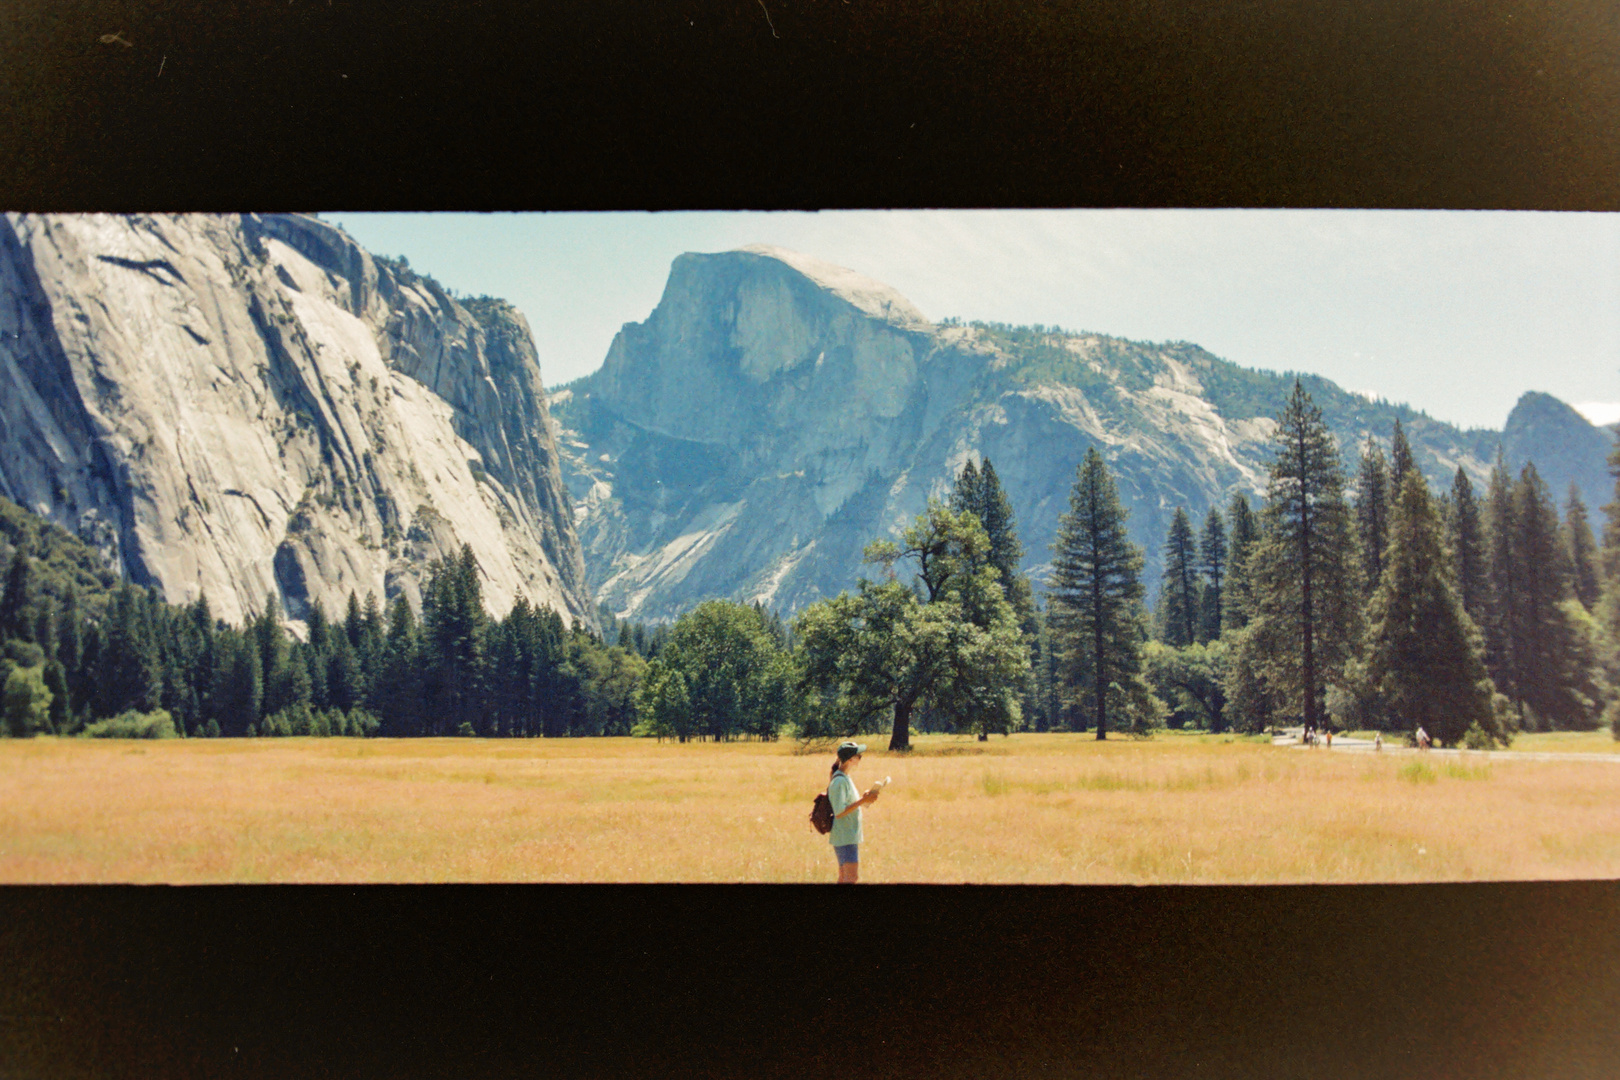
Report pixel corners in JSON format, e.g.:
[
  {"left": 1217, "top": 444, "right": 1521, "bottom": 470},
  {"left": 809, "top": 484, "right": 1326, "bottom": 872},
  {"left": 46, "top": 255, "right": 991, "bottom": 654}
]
[
  {"left": 0, "top": 542, "right": 35, "bottom": 642},
  {"left": 1157, "top": 507, "right": 1200, "bottom": 647},
  {"left": 1507, "top": 464, "right": 1601, "bottom": 728},
  {"left": 1241, "top": 380, "right": 1361, "bottom": 732},
  {"left": 1482, "top": 450, "right": 1520, "bottom": 702},
  {"left": 1565, "top": 484, "right": 1601, "bottom": 612},
  {"left": 1447, "top": 467, "right": 1488, "bottom": 628},
  {"left": 1389, "top": 418, "right": 1416, "bottom": 486},
  {"left": 1048, "top": 448, "right": 1155, "bottom": 739},
  {"left": 375, "top": 595, "right": 423, "bottom": 736},
  {"left": 1198, "top": 507, "right": 1226, "bottom": 643},
  {"left": 1360, "top": 469, "right": 1503, "bottom": 746},
  {"left": 1222, "top": 493, "right": 1260, "bottom": 631},
  {"left": 1354, "top": 437, "right": 1390, "bottom": 598}
]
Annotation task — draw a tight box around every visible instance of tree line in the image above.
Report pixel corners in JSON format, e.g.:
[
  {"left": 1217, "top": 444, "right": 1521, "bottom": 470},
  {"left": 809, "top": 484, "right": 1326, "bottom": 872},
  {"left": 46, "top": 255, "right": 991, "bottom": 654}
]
[
  {"left": 1038, "top": 381, "right": 1615, "bottom": 747},
  {"left": 2, "top": 378, "right": 1617, "bottom": 747}
]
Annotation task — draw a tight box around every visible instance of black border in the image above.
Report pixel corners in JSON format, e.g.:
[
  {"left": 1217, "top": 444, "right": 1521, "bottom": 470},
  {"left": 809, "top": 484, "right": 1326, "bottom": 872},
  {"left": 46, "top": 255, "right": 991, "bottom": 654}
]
[
  {"left": 5, "top": 0, "right": 1620, "bottom": 210},
  {"left": 5, "top": 2, "right": 1620, "bottom": 1075}
]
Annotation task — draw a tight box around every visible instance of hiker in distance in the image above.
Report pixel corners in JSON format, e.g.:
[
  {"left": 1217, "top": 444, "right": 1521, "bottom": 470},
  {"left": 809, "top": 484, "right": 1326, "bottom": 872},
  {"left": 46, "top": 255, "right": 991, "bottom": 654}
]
[{"left": 829, "top": 741, "right": 881, "bottom": 884}]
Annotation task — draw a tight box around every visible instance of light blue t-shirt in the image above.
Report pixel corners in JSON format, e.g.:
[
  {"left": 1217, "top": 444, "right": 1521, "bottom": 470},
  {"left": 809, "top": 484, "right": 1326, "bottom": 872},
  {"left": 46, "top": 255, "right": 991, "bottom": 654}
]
[{"left": 828, "top": 770, "right": 862, "bottom": 847}]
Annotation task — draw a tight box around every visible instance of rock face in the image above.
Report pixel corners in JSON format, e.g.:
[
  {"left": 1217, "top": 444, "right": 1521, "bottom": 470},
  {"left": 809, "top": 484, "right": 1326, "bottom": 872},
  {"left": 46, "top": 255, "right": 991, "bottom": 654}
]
[
  {"left": 0, "top": 213, "right": 590, "bottom": 629},
  {"left": 553, "top": 245, "right": 1609, "bottom": 621},
  {"left": 1502, "top": 391, "right": 1614, "bottom": 511}
]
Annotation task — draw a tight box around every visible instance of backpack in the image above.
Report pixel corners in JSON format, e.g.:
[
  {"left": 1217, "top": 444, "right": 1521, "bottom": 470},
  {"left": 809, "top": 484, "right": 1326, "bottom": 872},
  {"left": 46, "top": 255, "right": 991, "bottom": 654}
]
[{"left": 809, "top": 791, "right": 835, "bottom": 835}]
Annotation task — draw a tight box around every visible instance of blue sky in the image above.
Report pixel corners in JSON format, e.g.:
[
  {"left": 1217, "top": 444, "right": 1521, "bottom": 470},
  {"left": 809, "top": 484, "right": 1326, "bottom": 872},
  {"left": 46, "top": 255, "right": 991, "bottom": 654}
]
[{"left": 325, "top": 211, "right": 1620, "bottom": 431}]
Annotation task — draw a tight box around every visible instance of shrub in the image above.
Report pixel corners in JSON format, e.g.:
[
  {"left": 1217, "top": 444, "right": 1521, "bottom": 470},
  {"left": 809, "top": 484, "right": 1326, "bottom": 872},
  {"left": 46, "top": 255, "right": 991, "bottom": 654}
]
[
  {"left": 81, "top": 709, "right": 178, "bottom": 739},
  {"left": 1462, "top": 724, "right": 1499, "bottom": 751},
  {"left": 204, "top": 718, "right": 221, "bottom": 738},
  {"left": 1606, "top": 698, "right": 1620, "bottom": 742},
  {"left": 3, "top": 663, "right": 53, "bottom": 737}
]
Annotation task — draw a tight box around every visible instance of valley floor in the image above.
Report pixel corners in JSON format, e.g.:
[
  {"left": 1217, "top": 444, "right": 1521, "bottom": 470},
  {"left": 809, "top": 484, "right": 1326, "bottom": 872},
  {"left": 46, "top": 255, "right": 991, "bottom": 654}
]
[{"left": 0, "top": 732, "right": 1616, "bottom": 883}]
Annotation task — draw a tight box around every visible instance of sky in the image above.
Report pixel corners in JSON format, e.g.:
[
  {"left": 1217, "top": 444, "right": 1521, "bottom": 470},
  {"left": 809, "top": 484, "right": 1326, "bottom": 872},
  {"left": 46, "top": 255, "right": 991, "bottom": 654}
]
[{"left": 325, "top": 211, "right": 1620, "bottom": 432}]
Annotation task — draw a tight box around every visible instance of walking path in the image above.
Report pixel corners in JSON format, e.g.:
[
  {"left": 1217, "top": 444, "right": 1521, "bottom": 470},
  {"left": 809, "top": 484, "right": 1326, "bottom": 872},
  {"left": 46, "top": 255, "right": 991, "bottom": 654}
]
[{"left": 1272, "top": 729, "right": 1620, "bottom": 765}]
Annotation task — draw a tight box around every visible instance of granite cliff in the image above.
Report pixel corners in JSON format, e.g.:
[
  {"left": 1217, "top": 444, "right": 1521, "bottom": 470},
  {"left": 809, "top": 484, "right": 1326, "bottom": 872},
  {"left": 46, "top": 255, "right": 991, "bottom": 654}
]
[
  {"left": 0, "top": 214, "right": 589, "bottom": 629},
  {"left": 553, "top": 246, "right": 1614, "bottom": 620}
]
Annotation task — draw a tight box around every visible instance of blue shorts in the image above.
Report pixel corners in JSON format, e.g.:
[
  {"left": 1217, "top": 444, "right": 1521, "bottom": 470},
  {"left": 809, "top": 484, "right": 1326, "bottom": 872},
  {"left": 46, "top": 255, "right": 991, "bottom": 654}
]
[{"left": 834, "top": 844, "right": 859, "bottom": 865}]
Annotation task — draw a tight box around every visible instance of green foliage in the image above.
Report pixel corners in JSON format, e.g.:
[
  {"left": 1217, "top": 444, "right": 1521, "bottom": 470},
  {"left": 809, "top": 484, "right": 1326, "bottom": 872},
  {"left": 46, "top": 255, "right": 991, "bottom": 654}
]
[
  {"left": 1358, "top": 470, "right": 1504, "bottom": 747},
  {"left": 1355, "top": 436, "right": 1390, "bottom": 598},
  {"left": 3, "top": 663, "right": 53, "bottom": 736},
  {"left": 1047, "top": 448, "right": 1159, "bottom": 738},
  {"left": 1565, "top": 484, "right": 1601, "bottom": 612},
  {"left": 1447, "top": 467, "right": 1488, "bottom": 627},
  {"left": 1144, "top": 639, "right": 1230, "bottom": 731},
  {"left": 798, "top": 501, "right": 1029, "bottom": 749},
  {"left": 1222, "top": 493, "right": 1260, "bottom": 632},
  {"left": 1197, "top": 507, "right": 1226, "bottom": 643},
  {"left": 633, "top": 600, "right": 795, "bottom": 741},
  {"left": 1156, "top": 507, "right": 1201, "bottom": 647},
  {"left": 82, "top": 709, "right": 177, "bottom": 739},
  {"left": 1240, "top": 381, "right": 1361, "bottom": 730}
]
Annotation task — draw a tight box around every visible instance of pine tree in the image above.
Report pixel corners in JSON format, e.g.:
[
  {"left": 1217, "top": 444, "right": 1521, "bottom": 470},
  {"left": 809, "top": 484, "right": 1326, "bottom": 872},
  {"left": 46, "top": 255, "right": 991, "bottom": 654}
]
[
  {"left": 1447, "top": 467, "right": 1488, "bottom": 628},
  {"left": 1389, "top": 418, "right": 1415, "bottom": 487},
  {"left": 1048, "top": 448, "right": 1156, "bottom": 739},
  {"left": 1482, "top": 450, "right": 1519, "bottom": 703},
  {"left": 1354, "top": 437, "right": 1390, "bottom": 598},
  {"left": 1222, "top": 493, "right": 1260, "bottom": 631},
  {"left": 1158, "top": 508, "right": 1200, "bottom": 647},
  {"left": 375, "top": 596, "right": 423, "bottom": 736},
  {"left": 0, "top": 542, "right": 34, "bottom": 642},
  {"left": 1198, "top": 507, "right": 1226, "bottom": 643},
  {"left": 1241, "top": 380, "right": 1361, "bottom": 732},
  {"left": 1508, "top": 464, "right": 1602, "bottom": 728},
  {"left": 1565, "top": 484, "right": 1601, "bottom": 612},
  {"left": 1360, "top": 469, "right": 1503, "bottom": 746}
]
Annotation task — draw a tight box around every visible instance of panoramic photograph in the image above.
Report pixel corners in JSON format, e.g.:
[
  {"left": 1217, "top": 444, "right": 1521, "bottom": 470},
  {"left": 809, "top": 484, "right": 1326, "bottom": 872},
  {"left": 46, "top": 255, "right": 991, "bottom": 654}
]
[{"left": 1, "top": 209, "right": 1617, "bottom": 883}]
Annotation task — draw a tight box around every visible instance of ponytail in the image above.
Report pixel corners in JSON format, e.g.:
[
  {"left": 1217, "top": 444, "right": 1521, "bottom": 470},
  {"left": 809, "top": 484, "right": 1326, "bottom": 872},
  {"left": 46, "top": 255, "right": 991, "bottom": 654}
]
[{"left": 830, "top": 758, "right": 843, "bottom": 780}]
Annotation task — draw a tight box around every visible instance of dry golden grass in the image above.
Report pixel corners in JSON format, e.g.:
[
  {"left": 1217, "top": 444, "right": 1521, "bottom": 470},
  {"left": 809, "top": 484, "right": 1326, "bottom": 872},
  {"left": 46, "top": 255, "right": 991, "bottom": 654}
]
[{"left": 1, "top": 731, "right": 1617, "bottom": 883}]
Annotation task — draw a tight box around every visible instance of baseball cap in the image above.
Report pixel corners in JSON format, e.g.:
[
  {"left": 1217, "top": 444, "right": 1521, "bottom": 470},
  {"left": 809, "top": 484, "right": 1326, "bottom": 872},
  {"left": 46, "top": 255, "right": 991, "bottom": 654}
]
[{"left": 837, "top": 741, "right": 867, "bottom": 760}]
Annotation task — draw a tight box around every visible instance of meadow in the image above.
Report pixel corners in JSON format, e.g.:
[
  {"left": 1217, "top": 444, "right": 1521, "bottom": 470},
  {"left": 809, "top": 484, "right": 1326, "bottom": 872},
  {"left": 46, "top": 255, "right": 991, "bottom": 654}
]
[{"left": 0, "top": 731, "right": 1616, "bottom": 883}]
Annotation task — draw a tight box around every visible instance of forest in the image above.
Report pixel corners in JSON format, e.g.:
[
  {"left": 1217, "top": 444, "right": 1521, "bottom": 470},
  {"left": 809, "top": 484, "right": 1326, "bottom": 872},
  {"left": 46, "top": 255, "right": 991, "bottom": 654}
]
[{"left": 1, "top": 381, "right": 1615, "bottom": 748}]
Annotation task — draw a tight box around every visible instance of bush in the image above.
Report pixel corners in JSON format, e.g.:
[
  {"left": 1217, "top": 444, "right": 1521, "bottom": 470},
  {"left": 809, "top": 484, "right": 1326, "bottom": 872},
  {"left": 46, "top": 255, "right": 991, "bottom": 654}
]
[
  {"left": 204, "top": 718, "right": 221, "bottom": 738},
  {"left": 1606, "top": 698, "right": 1620, "bottom": 742},
  {"left": 1463, "top": 723, "right": 1500, "bottom": 751},
  {"left": 81, "top": 709, "right": 178, "bottom": 739},
  {"left": 3, "top": 663, "right": 53, "bottom": 737}
]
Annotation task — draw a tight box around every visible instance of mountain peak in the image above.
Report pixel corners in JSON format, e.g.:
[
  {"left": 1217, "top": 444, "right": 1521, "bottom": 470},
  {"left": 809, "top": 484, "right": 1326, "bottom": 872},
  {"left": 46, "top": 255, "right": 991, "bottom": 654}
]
[{"left": 734, "top": 244, "right": 932, "bottom": 332}]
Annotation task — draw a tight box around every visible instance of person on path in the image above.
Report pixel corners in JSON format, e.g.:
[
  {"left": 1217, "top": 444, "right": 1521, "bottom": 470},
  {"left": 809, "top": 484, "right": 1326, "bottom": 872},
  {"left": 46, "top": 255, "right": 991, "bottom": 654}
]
[
  {"left": 1325, "top": 730, "right": 1333, "bottom": 750},
  {"left": 828, "top": 740, "right": 881, "bottom": 884},
  {"left": 1374, "top": 732, "right": 1383, "bottom": 752},
  {"left": 1415, "top": 725, "right": 1430, "bottom": 751}
]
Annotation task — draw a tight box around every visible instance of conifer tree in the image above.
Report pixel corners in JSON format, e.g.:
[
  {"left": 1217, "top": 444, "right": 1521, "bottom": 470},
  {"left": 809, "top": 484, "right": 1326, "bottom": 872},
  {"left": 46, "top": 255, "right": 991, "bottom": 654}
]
[
  {"left": 1222, "top": 493, "right": 1260, "bottom": 631},
  {"left": 0, "top": 542, "right": 34, "bottom": 641},
  {"left": 1157, "top": 507, "right": 1200, "bottom": 647},
  {"left": 1565, "top": 484, "right": 1601, "bottom": 612},
  {"left": 376, "top": 595, "right": 423, "bottom": 736},
  {"left": 1447, "top": 467, "right": 1488, "bottom": 627},
  {"left": 1240, "top": 380, "right": 1361, "bottom": 732},
  {"left": 1198, "top": 507, "right": 1226, "bottom": 643},
  {"left": 1507, "top": 465, "right": 1602, "bottom": 728},
  {"left": 1354, "top": 437, "right": 1390, "bottom": 598},
  {"left": 1360, "top": 469, "right": 1503, "bottom": 746},
  {"left": 1482, "top": 450, "right": 1520, "bottom": 701},
  {"left": 1389, "top": 418, "right": 1416, "bottom": 487},
  {"left": 1048, "top": 448, "right": 1155, "bottom": 739}
]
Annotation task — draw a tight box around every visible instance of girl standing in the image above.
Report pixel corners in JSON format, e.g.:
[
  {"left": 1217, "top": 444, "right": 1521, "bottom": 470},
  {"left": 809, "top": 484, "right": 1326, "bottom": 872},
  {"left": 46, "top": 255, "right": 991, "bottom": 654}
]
[{"left": 829, "top": 740, "right": 880, "bottom": 884}]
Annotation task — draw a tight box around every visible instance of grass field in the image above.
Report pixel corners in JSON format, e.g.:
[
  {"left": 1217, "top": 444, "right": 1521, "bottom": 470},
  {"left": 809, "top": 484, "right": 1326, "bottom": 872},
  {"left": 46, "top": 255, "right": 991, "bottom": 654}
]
[{"left": 1, "top": 731, "right": 1617, "bottom": 883}]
